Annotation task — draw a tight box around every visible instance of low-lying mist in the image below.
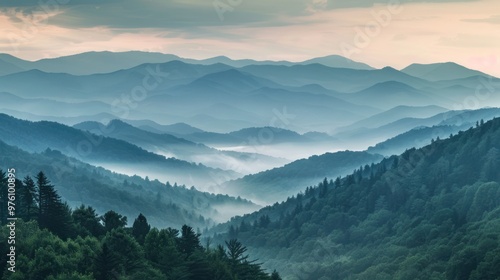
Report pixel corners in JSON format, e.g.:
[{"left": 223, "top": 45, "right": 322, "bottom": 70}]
[{"left": 212, "top": 141, "right": 370, "bottom": 162}]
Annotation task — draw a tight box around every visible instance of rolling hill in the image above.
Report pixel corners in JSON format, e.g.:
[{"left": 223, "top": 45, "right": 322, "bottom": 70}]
[
  {"left": 0, "top": 51, "right": 376, "bottom": 76},
  {"left": 218, "top": 151, "right": 384, "bottom": 204},
  {"left": 402, "top": 62, "right": 492, "bottom": 81},
  {"left": 0, "top": 139, "right": 258, "bottom": 228},
  {"left": 74, "top": 120, "right": 289, "bottom": 174},
  {"left": 337, "top": 81, "right": 449, "bottom": 110},
  {"left": 335, "top": 105, "right": 448, "bottom": 133},
  {"left": 368, "top": 107, "right": 500, "bottom": 155},
  {"left": 210, "top": 117, "right": 500, "bottom": 279},
  {"left": 0, "top": 114, "right": 240, "bottom": 189}
]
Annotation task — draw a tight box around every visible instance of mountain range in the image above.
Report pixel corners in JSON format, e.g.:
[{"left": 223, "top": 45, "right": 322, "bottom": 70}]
[
  {"left": 73, "top": 119, "right": 289, "bottom": 175},
  {"left": 0, "top": 114, "right": 240, "bottom": 189},
  {"left": 210, "top": 117, "right": 500, "bottom": 279},
  {"left": 0, "top": 51, "right": 373, "bottom": 76},
  {"left": 0, "top": 139, "right": 258, "bottom": 228},
  {"left": 2, "top": 51, "right": 500, "bottom": 279}
]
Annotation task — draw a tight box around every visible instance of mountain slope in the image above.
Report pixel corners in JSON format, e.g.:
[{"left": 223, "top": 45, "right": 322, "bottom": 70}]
[
  {"left": 0, "top": 56, "right": 26, "bottom": 76},
  {"left": 0, "top": 114, "right": 239, "bottom": 189},
  {"left": 74, "top": 120, "right": 289, "bottom": 174},
  {"left": 0, "top": 51, "right": 374, "bottom": 75},
  {"left": 0, "top": 51, "right": 181, "bottom": 75},
  {"left": 126, "top": 120, "right": 205, "bottom": 135},
  {"left": 402, "top": 62, "right": 492, "bottom": 81},
  {"left": 300, "top": 55, "right": 374, "bottom": 70},
  {"left": 142, "top": 85, "right": 380, "bottom": 132},
  {"left": 219, "top": 151, "right": 384, "bottom": 204},
  {"left": 240, "top": 64, "right": 430, "bottom": 92},
  {"left": 335, "top": 105, "right": 448, "bottom": 133},
  {"left": 368, "top": 107, "right": 500, "bottom": 156},
  {"left": 0, "top": 60, "right": 233, "bottom": 102},
  {"left": 338, "top": 81, "right": 448, "bottom": 110},
  {"left": 0, "top": 91, "right": 111, "bottom": 117},
  {"left": 210, "top": 117, "right": 500, "bottom": 279},
  {"left": 183, "top": 126, "right": 314, "bottom": 145},
  {"left": 331, "top": 108, "right": 500, "bottom": 149},
  {"left": 0, "top": 140, "right": 258, "bottom": 228}
]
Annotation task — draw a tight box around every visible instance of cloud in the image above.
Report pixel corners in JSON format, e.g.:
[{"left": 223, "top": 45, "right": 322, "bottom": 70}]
[
  {"left": 0, "top": 0, "right": 480, "bottom": 30},
  {"left": 462, "top": 15, "right": 500, "bottom": 24},
  {"left": 439, "top": 33, "right": 499, "bottom": 48},
  {"left": 0, "top": 0, "right": 498, "bottom": 78}
]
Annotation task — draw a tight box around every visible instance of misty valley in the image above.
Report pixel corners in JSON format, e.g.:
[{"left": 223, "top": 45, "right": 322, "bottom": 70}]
[{"left": 1, "top": 52, "right": 500, "bottom": 280}]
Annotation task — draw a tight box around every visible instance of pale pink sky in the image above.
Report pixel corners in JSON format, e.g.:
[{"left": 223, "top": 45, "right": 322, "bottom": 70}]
[{"left": 0, "top": 0, "right": 499, "bottom": 76}]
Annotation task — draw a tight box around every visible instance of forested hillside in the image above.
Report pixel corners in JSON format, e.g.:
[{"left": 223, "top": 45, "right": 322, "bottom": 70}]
[
  {"left": 0, "top": 171, "right": 281, "bottom": 280},
  {"left": 0, "top": 140, "right": 257, "bottom": 228},
  {"left": 0, "top": 114, "right": 239, "bottom": 189},
  {"left": 211, "top": 118, "right": 500, "bottom": 279},
  {"left": 220, "top": 151, "right": 383, "bottom": 204}
]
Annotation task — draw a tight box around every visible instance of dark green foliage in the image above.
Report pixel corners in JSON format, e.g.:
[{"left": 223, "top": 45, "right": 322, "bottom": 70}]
[
  {"left": 101, "top": 210, "right": 127, "bottom": 232},
  {"left": 0, "top": 176, "right": 280, "bottom": 280},
  {"left": 0, "top": 171, "right": 280, "bottom": 279},
  {"left": 102, "top": 228, "right": 147, "bottom": 275},
  {"left": 72, "top": 205, "right": 105, "bottom": 237},
  {"left": 0, "top": 138, "right": 255, "bottom": 229},
  {"left": 179, "top": 225, "right": 202, "bottom": 257},
  {"left": 221, "top": 151, "right": 384, "bottom": 203},
  {"left": 132, "top": 213, "right": 151, "bottom": 245},
  {"left": 226, "top": 239, "right": 249, "bottom": 266},
  {"left": 19, "top": 176, "right": 38, "bottom": 221},
  {"left": 94, "top": 243, "right": 120, "bottom": 280},
  {"left": 212, "top": 117, "right": 500, "bottom": 279},
  {"left": 36, "top": 171, "right": 72, "bottom": 239},
  {"left": 0, "top": 170, "right": 7, "bottom": 224}
]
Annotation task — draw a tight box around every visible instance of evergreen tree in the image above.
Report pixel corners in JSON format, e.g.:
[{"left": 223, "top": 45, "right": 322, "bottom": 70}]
[
  {"left": 0, "top": 170, "right": 7, "bottom": 225},
  {"left": 179, "top": 225, "right": 202, "bottom": 257},
  {"left": 132, "top": 213, "right": 151, "bottom": 245},
  {"left": 36, "top": 171, "right": 71, "bottom": 238},
  {"left": 101, "top": 210, "right": 127, "bottom": 232},
  {"left": 20, "top": 176, "right": 38, "bottom": 221},
  {"left": 335, "top": 176, "right": 341, "bottom": 188},
  {"left": 94, "top": 243, "right": 120, "bottom": 280},
  {"left": 320, "top": 177, "right": 329, "bottom": 197},
  {"left": 225, "top": 239, "right": 249, "bottom": 265},
  {"left": 102, "top": 228, "right": 146, "bottom": 275},
  {"left": 73, "top": 205, "right": 105, "bottom": 237},
  {"left": 144, "top": 228, "right": 188, "bottom": 278}
]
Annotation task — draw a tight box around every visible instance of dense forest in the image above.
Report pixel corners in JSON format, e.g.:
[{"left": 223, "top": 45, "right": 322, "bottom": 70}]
[
  {"left": 0, "top": 139, "right": 257, "bottom": 229},
  {"left": 211, "top": 118, "right": 500, "bottom": 279},
  {"left": 221, "top": 151, "right": 383, "bottom": 204},
  {"left": 0, "top": 171, "right": 281, "bottom": 279}
]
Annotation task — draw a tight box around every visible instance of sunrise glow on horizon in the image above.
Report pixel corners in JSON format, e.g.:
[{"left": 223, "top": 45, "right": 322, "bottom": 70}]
[{"left": 0, "top": 0, "right": 499, "bottom": 76}]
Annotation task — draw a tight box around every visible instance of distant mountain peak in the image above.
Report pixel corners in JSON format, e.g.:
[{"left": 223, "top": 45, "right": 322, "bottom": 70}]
[
  {"left": 401, "top": 62, "right": 490, "bottom": 81},
  {"left": 364, "top": 80, "right": 417, "bottom": 92},
  {"left": 300, "top": 54, "right": 374, "bottom": 70}
]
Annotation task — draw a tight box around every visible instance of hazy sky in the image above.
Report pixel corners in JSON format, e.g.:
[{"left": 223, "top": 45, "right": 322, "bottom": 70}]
[{"left": 1, "top": 0, "right": 499, "bottom": 76}]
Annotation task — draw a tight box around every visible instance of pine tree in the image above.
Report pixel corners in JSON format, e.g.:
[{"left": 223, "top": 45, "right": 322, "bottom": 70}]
[
  {"left": 73, "top": 205, "right": 105, "bottom": 237},
  {"left": 36, "top": 171, "right": 71, "bottom": 238},
  {"left": 0, "top": 170, "right": 7, "bottom": 225},
  {"left": 102, "top": 228, "right": 147, "bottom": 275},
  {"left": 132, "top": 213, "right": 151, "bottom": 245},
  {"left": 101, "top": 210, "right": 127, "bottom": 232},
  {"left": 179, "top": 225, "right": 202, "bottom": 257},
  {"left": 20, "top": 176, "right": 38, "bottom": 221},
  {"left": 226, "top": 239, "right": 249, "bottom": 265},
  {"left": 319, "top": 177, "right": 329, "bottom": 197},
  {"left": 94, "top": 243, "right": 120, "bottom": 280}
]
